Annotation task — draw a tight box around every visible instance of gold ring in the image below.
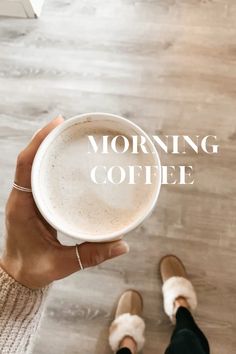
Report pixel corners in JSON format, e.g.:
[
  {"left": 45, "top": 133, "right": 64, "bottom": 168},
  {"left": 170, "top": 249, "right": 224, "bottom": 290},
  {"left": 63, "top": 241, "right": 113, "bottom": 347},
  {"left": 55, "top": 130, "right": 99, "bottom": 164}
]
[
  {"left": 13, "top": 182, "right": 32, "bottom": 193},
  {"left": 75, "top": 245, "right": 84, "bottom": 270}
]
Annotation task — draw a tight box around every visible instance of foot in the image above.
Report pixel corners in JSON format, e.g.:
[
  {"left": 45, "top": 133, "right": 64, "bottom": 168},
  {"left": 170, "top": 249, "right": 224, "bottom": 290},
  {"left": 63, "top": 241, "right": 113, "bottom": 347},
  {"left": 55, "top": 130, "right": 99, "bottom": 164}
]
[
  {"left": 159, "top": 255, "right": 197, "bottom": 323},
  {"left": 109, "top": 290, "right": 145, "bottom": 353},
  {"left": 119, "top": 335, "right": 137, "bottom": 354}
]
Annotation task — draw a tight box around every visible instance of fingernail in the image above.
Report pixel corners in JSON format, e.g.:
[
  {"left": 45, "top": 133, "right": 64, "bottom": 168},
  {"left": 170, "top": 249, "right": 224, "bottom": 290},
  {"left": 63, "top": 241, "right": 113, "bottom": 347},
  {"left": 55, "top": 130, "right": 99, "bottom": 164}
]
[
  {"left": 109, "top": 241, "right": 130, "bottom": 258},
  {"left": 56, "top": 114, "right": 64, "bottom": 122}
]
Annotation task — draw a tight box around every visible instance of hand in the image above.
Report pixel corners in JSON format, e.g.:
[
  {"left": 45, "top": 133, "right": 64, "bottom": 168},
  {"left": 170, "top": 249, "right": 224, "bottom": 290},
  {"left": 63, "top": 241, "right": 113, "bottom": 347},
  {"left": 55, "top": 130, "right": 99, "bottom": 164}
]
[{"left": 0, "top": 116, "right": 129, "bottom": 289}]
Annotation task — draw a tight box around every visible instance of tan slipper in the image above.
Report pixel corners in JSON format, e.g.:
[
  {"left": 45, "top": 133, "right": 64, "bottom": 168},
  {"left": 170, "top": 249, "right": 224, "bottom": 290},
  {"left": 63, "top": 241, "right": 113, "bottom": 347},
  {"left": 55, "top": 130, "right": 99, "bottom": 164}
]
[
  {"left": 159, "top": 255, "right": 197, "bottom": 323},
  {"left": 109, "top": 290, "right": 145, "bottom": 353}
]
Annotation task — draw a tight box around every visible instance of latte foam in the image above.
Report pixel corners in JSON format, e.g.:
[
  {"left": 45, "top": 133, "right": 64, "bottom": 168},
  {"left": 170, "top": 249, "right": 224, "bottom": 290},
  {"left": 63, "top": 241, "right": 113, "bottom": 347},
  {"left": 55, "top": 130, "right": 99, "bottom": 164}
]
[{"left": 39, "top": 120, "right": 159, "bottom": 237}]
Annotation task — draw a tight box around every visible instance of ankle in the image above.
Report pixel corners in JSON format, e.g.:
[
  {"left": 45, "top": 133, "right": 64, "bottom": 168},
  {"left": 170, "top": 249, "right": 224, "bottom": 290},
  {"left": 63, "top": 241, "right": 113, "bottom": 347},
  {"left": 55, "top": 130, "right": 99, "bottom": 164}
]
[
  {"left": 175, "top": 296, "right": 189, "bottom": 311},
  {"left": 119, "top": 335, "right": 137, "bottom": 354}
]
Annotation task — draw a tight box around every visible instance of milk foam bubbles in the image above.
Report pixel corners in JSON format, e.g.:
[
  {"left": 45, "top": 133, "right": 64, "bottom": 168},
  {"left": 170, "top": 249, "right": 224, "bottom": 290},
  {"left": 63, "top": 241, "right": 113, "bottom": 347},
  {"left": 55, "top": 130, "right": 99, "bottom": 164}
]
[{"left": 39, "top": 120, "right": 159, "bottom": 237}]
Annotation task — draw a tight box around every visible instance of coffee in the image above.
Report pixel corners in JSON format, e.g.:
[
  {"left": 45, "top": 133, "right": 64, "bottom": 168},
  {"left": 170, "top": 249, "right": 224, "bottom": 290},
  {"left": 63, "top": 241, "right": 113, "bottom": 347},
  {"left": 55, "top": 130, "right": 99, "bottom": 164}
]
[{"left": 38, "top": 119, "right": 159, "bottom": 238}]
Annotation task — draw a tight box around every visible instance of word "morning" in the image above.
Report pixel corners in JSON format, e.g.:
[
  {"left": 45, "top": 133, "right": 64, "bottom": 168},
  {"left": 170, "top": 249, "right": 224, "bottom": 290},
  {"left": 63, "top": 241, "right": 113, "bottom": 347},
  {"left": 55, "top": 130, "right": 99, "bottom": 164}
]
[{"left": 87, "top": 135, "right": 219, "bottom": 185}]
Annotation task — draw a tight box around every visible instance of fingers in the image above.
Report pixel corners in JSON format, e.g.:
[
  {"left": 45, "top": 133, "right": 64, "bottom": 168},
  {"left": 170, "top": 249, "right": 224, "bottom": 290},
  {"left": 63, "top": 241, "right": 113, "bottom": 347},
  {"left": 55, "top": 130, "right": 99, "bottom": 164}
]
[
  {"left": 14, "top": 116, "right": 64, "bottom": 188},
  {"left": 56, "top": 240, "right": 130, "bottom": 278},
  {"left": 78, "top": 240, "right": 130, "bottom": 268}
]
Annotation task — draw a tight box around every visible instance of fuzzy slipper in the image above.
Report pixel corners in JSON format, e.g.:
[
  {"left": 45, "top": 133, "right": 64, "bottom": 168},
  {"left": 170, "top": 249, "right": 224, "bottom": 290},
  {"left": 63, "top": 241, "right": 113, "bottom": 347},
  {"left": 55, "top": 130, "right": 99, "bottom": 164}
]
[
  {"left": 160, "top": 255, "right": 197, "bottom": 323},
  {"left": 109, "top": 290, "right": 145, "bottom": 353}
]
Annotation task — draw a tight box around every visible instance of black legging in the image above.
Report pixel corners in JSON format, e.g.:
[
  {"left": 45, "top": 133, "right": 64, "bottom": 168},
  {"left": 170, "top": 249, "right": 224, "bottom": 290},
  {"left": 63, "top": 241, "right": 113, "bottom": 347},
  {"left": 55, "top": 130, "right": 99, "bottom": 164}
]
[{"left": 116, "top": 307, "right": 210, "bottom": 354}]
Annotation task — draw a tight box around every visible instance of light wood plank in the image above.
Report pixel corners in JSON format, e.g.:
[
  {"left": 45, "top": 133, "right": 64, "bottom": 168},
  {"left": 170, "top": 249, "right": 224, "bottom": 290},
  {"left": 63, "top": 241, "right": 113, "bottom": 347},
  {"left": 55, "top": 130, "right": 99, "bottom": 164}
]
[{"left": 0, "top": 1, "right": 236, "bottom": 353}]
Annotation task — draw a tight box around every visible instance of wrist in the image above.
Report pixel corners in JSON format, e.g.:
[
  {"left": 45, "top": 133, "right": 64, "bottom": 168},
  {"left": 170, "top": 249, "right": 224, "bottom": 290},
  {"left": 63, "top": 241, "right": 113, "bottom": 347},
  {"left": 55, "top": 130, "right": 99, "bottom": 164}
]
[
  {"left": 0, "top": 255, "right": 26, "bottom": 288},
  {"left": 0, "top": 255, "right": 46, "bottom": 290}
]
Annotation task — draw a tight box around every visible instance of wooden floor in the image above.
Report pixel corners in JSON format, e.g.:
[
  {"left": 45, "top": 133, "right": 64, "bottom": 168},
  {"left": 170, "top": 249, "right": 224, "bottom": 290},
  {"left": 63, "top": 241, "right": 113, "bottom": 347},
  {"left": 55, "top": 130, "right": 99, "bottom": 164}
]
[{"left": 1, "top": 1, "right": 236, "bottom": 353}]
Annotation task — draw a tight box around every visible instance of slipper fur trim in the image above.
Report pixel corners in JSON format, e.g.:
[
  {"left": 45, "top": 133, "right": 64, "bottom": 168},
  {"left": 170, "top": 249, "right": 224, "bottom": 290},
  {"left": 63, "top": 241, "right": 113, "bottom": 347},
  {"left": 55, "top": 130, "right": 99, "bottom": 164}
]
[
  {"left": 109, "top": 313, "right": 145, "bottom": 352},
  {"left": 162, "top": 276, "right": 197, "bottom": 321}
]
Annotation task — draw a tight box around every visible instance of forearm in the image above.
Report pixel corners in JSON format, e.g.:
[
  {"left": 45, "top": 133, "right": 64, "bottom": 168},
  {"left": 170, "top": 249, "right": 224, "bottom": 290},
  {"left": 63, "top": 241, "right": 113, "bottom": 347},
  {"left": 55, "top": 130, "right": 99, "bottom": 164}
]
[{"left": 0, "top": 266, "right": 49, "bottom": 354}]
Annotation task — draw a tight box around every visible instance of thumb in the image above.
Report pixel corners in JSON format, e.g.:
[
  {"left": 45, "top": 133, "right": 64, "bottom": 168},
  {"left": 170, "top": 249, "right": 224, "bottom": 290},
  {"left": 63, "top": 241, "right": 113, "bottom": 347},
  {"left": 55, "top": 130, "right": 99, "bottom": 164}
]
[{"left": 55, "top": 240, "right": 130, "bottom": 279}]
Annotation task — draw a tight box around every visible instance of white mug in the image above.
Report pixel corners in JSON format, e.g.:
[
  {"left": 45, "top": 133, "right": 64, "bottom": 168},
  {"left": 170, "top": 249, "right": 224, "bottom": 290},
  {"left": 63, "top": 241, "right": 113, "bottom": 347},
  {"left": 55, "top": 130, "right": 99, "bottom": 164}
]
[{"left": 31, "top": 113, "right": 162, "bottom": 243}]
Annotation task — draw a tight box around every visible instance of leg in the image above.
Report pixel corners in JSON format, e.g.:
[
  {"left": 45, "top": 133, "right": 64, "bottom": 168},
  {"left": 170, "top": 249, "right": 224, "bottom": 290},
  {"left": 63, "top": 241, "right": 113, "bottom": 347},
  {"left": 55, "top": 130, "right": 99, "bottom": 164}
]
[
  {"left": 160, "top": 256, "right": 210, "bottom": 354},
  {"left": 109, "top": 290, "right": 145, "bottom": 353},
  {"left": 165, "top": 306, "right": 210, "bottom": 354},
  {"left": 116, "top": 348, "right": 132, "bottom": 354}
]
